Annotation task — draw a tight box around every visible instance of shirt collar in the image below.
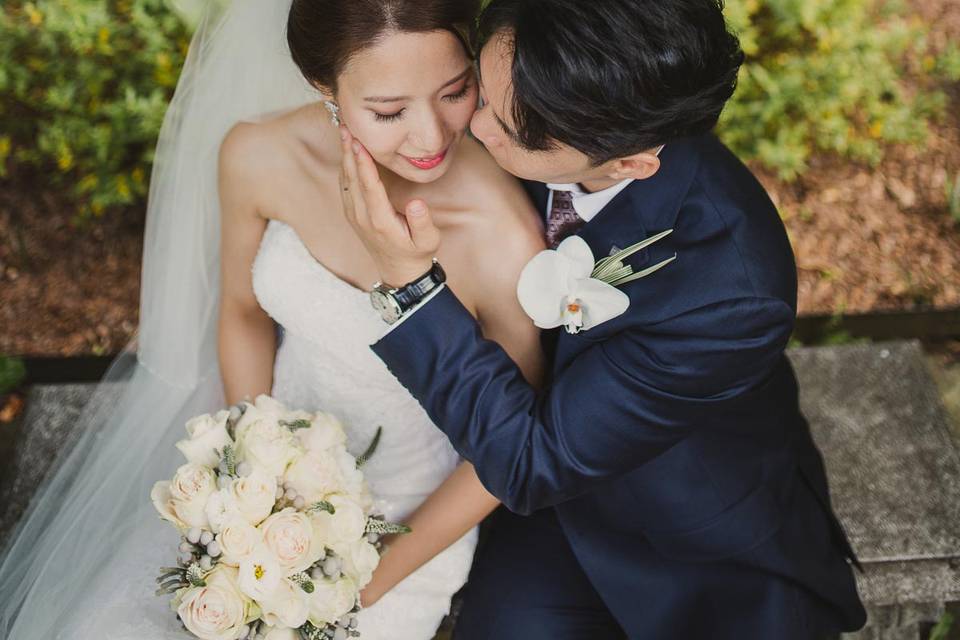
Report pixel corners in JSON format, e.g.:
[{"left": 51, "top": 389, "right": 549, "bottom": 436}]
[{"left": 545, "top": 178, "right": 635, "bottom": 223}]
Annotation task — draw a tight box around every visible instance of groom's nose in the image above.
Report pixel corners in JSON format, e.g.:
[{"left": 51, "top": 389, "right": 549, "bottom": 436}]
[{"left": 470, "top": 108, "right": 501, "bottom": 150}]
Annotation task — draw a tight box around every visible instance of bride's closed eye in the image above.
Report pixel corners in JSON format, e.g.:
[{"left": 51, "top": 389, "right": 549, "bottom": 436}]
[
  {"left": 374, "top": 110, "right": 406, "bottom": 123},
  {"left": 371, "top": 82, "right": 474, "bottom": 123},
  {"left": 442, "top": 82, "right": 473, "bottom": 103}
]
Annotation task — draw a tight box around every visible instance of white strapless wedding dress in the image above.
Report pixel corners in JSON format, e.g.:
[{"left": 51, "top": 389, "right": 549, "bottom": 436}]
[
  {"left": 60, "top": 219, "right": 476, "bottom": 640},
  {"left": 252, "top": 219, "right": 477, "bottom": 638}
]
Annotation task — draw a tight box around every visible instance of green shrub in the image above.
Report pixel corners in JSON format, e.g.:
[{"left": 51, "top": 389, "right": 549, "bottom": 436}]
[
  {"left": 720, "top": 0, "right": 951, "bottom": 180},
  {"left": 0, "top": 0, "right": 955, "bottom": 222},
  {"left": 0, "top": 0, "right": 190, "bottom": 222},
  {"left": 0, "top": 356, "right": 26, "bottom": 394}
]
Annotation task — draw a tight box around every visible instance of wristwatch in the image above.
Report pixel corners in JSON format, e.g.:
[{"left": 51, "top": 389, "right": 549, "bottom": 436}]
[{"left": 370, "top": 260, "right": 447, "bottom": 325}]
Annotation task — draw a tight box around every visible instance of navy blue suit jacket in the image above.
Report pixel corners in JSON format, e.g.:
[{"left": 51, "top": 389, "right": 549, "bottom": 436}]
[{"left": 372, "top": 135, "right": 866, "bottom": 636}]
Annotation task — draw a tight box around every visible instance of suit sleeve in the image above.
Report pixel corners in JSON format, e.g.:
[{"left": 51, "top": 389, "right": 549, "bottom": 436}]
[{"left": 372, "top": 286, "right": 795, "bottom": 515}]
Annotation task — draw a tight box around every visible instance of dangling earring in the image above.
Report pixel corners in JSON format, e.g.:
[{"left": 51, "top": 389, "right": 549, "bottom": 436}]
[{"left": 323, "top": 100, "right": 341, "bottom": 127}]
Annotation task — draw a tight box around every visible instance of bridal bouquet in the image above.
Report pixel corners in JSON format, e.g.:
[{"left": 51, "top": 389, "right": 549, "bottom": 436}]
[{"left": 151, "top": 395, "right": 406, "bottom": 640}]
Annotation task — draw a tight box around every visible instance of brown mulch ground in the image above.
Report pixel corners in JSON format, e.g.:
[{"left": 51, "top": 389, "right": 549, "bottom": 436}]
[
  {"left": 0, "top": 175, "right": 142, "bottom": 357},
  {"left": 768, "top": 0, "right": 960, "bottom": 316},
  {"left": 1, "top": 0, "right": 959, "bottom": 357}
]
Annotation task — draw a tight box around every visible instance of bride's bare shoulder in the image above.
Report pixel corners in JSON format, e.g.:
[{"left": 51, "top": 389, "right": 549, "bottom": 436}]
[
  {"left": 219, "top": 106, "right": 316, "bottom": 180},
  {"left": 446, "top": 137, "right": 543, "bottom": 242},
  {"left": 218, "top": 104, "right": 331, "bottom": 215},
  {"left": 440, "top": 138, "right": 545, "bottom": 289}
]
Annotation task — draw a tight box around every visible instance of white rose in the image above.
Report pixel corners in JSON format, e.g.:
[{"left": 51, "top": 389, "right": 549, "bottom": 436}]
[
  {"left": 204, "top": 490, "right": 231, "bottom": 534},
  {"left": 259, "top": 578, "right": 309, "bottom": 629},
  {"left": 259, "top": 508, "right": 324, "bottom": 575},
  {"left": 307, "top": 576, "right": 357, "bottom": 627},
  {"left": 333, "top": 448, "right": 366, "bottom": 497},
  {"left": 235, "top": 395, "right": 286, "bottom": 440},
  {"left": 216, "top": 518, "right": 263, "bottom": 567},
  {"left": 169, "top": 464, "right": 218, "bottom": 529},
  {"left": 176, "top": 410, "right": 233, "bottom": 468},
  {"left": 152, "top": 481, "right": 187, "bottom": 530},
  {"left": 235, "top": 417, "right": 300, "bottom": 478},
  {"left": 262, "top": 626, "right": 299, "bottom": 640},
  {"left": 238, "top": 545, "right": 283, "bottom": 601},
  {"left": 227, "top": 469, "right": 278, "bottom": 526},
  {"left": 312, "top": 495, "right": 367, "bottom": 548},
  {"left": 296, "top": 412, "right": 347, "bottom": 453},
  {"left": 283, "top": 451, "right": 344, "bottom": 504},
  {"left": 177, "top": 566, "right": 251, "bottom": 640},
  {"left": 333, "top": 539, "right": 380, "bottom": 588}
]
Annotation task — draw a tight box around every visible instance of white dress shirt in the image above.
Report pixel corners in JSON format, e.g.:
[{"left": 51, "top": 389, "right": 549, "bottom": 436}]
[{"left": 545, "top": 177, "right": 635, "bottom": 222}]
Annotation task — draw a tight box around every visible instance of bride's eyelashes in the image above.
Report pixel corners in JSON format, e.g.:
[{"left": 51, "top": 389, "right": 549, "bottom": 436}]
[
  {"left": 374, "top": 110, "right": 405, "bottom": 123},
  {"left": 443, "top": 82, "right": 473, "bottom": 103},
  {"left": 370, "top": 83, "right": 474, "bottom": 123}
]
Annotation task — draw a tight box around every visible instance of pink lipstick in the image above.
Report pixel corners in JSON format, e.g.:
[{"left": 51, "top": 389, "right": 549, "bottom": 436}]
[{"left": 405, "top": 149, "right": 448, "bottom": 171}]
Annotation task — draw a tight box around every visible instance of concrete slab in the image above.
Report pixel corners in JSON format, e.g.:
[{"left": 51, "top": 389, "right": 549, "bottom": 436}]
[
  {"left": 789, "top": 341, "right": 960, "bottom": 638},
  {"left": 0, "top": 383, "right": 96, "bottom": 549},
  {"left": 3, "top": 341, "right": 959, "bottom": 639}
]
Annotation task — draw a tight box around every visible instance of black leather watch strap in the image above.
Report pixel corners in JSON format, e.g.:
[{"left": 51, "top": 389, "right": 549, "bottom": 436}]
[{"left": 393, "top": 261, "right": 447, "bottom": 312}]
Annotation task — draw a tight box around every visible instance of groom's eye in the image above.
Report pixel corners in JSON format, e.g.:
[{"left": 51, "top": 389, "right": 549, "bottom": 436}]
[{"left": 373, "top": 109, "right": 405, "bottom": 123}]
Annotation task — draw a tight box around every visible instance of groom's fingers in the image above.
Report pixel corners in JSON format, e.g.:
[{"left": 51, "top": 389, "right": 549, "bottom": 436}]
[{"left": 405, "top": 199, "right": 441, "bottom": 252}]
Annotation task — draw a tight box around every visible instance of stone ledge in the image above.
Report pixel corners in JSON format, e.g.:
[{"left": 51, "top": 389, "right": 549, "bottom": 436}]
[
  {"left": 0, "top": 383, "right": 97, "bottom": 549},
  {"left": 2, "top": 342, "right": 958, "bottom": 639}
]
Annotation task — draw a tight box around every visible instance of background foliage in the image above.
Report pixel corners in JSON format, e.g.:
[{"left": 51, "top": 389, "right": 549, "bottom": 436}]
[
  {"left": 0, "top": 356, "right": 26, "bottom": 394},
  {"left": 0, "top": 0, "right": 190, "bottom": 222},
  {"left": 721, "top": 0, "right": 960, "bottom": 179},
  {"left": 0, "top": 0, "right": 957, "bottom": 220}
]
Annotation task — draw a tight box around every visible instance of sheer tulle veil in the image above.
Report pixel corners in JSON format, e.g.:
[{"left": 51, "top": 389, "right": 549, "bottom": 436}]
[{"left": 0, "top": 0, "right": 316, "bottom": 636}]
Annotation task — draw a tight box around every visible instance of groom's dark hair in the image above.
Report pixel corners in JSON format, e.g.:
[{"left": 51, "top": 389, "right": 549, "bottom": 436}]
[{"left": 474, "top": 0, "right": 745, "bottom": 165}]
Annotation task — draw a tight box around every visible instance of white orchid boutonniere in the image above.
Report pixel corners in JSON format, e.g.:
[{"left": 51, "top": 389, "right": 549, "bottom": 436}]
[{"left": 517, "top": 230, "right": 677, "bottom": 334}]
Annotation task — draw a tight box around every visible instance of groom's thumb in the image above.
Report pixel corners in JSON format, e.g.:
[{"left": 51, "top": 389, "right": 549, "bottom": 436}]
[{"left": 405, "top": 199, "right": 440, "bottom": 249}]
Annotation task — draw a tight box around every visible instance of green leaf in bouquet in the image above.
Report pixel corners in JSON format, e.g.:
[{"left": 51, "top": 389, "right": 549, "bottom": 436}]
[
  {"left": 290, "top": 571, "right": 315, "bottom": 594},
  {"left": 365, "top": 518, "right": 412, "bottom": 536},
  {"left": 307, "top": 501, "right": 336, "bottom": 516},
  {"left": 217, "top": 444, "right": 237, "bottom": 476},
  {"left": 154, "top": 566, "right": 188, "bottom": 596},
  {"left": 155, "top": 567, "right": 185, "bottom": 584},
  {"left": 356, "top": 426, "right": 383, "bottom": 468},
  {"left": 299, "top": 622, "right": 329, "bottom": 640},
  {"left": 280, "top": 419, "right": 312, "bottom": 431},
  {"left": 186, "top": 562, "right": 207, "bottom": 587},
  {"left": 154, "top": 582, "right": 186, "bottom": 597}
]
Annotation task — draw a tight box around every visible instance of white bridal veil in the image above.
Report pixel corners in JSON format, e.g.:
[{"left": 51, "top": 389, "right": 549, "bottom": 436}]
[{"left": 0, "top": 0, "right": 316, "bottom": 636}]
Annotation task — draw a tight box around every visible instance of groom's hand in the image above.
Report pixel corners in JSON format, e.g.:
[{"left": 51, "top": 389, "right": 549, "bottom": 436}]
[{"left": 339, "top": 125, "right": 439, "bottom": 288}]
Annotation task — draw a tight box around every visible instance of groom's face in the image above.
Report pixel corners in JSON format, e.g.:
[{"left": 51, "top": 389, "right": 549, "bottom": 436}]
[{"left": 471, "top": 31, "right": 609, "bottom": 185}]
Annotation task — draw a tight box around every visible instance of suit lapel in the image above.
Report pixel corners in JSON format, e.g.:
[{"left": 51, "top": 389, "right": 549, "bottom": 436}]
[
  {"left": 551, "top": 137, "right": 704, "bottom": 373},
  {"left": 522, "top": 180, "right": 550, "bottom": 218},
  {"left": 576, "top": 136, "right": 702, "bottom": 265}
]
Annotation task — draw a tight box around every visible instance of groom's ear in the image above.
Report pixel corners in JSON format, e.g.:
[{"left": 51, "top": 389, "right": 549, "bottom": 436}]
[{"left": 608, "top": 151, "right": 661, "bottom": 182}]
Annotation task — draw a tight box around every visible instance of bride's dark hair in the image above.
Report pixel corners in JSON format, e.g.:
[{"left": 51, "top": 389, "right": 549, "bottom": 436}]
[{"left": 287, "top": 0, "right": 479, "bottom": 91}]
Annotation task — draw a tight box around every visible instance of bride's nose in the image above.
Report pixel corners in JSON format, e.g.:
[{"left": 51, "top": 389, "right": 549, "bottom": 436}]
[{"left": 408, "top": 108, "right": 446, "bottom": 155}]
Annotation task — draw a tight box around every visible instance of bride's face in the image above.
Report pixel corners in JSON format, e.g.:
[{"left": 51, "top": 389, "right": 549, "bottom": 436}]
[{"left": 334, "top": 30, "right": 478, "bottom": 184}]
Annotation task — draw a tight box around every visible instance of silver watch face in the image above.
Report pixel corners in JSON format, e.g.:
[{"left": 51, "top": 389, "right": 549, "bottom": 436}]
[{"left": 370, "top": 288, "right": 402, "bottom": 324}]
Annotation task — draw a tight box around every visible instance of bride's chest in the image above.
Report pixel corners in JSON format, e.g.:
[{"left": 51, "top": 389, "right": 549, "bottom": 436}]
[{"left": 251, "top": 219, "right": 386, "bottom": 351}]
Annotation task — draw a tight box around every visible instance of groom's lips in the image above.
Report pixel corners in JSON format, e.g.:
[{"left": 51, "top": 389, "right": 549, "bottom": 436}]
[{"left": 404, "top": 149, "right": 448, "bottom": 171}]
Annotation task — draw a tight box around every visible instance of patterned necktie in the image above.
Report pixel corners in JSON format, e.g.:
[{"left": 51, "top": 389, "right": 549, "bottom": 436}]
[{"left": 546, "top": 189, "right": 586, "bottom": 249}]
